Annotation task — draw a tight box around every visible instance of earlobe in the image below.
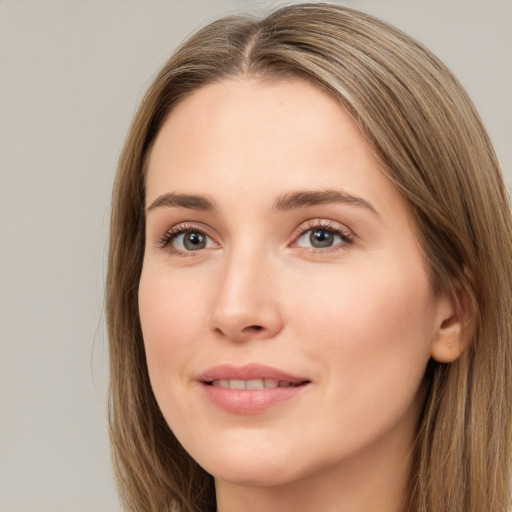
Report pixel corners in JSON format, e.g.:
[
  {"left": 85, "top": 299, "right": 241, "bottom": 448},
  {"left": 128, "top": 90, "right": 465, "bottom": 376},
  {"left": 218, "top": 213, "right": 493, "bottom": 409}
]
[
  {"left": 430, "top": 288, "right": 474, "bottom": 363},
  {"left": 430, "top": 325, "right": 465, "bottom": 363}
]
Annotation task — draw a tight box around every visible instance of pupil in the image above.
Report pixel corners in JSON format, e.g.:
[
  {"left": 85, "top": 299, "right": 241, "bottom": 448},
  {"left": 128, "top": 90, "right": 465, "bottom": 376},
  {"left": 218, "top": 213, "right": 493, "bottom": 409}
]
[
  {"left": 184, "top": 232, "right": 206, "bottom": 250},
  {"left": 310, "top": 229, "right": 333, "bottom": 248}
]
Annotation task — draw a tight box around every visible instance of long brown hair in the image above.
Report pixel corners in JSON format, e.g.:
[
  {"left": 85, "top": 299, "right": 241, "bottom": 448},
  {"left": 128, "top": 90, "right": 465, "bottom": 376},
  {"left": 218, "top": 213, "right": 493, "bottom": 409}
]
[{"left": 106, "top": 4, "right": 512, "bottom": 511}]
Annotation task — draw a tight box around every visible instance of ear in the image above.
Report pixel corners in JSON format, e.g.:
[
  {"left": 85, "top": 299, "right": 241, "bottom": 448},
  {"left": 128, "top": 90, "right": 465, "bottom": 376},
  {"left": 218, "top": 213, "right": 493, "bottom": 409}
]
[{"left": 430, "top": 285, "right": 474, "bottom": 363}]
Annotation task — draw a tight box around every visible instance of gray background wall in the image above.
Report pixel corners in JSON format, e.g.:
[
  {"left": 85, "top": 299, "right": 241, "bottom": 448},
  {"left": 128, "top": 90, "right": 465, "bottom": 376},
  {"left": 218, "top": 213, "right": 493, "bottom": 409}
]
[{"left": 1, "top": 1, "right": 510, "bottom": 510}]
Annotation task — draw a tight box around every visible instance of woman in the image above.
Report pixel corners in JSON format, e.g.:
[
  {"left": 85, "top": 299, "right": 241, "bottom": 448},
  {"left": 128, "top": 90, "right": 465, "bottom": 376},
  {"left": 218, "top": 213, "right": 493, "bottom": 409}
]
[{"left": 106, "top": 4, "right": 512, "bottom": 512}]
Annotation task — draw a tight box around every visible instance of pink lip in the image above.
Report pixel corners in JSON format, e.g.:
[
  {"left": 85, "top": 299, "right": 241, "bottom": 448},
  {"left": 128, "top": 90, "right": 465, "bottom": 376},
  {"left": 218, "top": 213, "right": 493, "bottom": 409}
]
[
  {"left": 199, "top": 363, "right": 308, "bottom": 383},
  {"left": 198, "top": 363, "right": 311, "bottom": 415}
]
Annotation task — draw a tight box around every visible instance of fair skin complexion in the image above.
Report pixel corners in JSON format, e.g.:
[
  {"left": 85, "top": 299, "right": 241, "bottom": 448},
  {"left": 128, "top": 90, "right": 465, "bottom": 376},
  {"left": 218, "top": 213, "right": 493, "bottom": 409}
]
[{"left": 139, "top": 77, "right": 465, "bottom": 512}]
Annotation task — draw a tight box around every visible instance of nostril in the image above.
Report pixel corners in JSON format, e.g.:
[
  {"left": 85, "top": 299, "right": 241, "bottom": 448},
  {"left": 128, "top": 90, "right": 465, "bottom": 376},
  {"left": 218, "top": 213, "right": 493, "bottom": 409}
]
[{"left": 245, "top": 325, "right": 263, "bottom": 332}]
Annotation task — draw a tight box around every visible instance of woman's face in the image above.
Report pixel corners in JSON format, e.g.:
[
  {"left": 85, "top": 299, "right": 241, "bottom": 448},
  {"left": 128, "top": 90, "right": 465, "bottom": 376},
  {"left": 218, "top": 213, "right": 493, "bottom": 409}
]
[{"left": 139, "top": 78, "right": 450, "bottom": 491}]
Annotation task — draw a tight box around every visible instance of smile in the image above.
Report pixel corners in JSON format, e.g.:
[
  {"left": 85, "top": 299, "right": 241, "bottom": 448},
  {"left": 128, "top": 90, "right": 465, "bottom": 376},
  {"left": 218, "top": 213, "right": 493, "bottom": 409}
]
[
  {"left": 199, "top": 364, "right": 311, "bottom": 414},
  {"left": 210, "top": 379, "right": 304, "bottom": 389}
]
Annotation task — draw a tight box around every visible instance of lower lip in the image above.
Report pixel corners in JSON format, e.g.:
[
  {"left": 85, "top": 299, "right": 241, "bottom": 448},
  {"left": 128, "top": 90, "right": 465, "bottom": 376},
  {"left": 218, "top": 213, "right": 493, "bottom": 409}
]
[{"left": 202, "top": 383, "right": 309, "bottom": 414}]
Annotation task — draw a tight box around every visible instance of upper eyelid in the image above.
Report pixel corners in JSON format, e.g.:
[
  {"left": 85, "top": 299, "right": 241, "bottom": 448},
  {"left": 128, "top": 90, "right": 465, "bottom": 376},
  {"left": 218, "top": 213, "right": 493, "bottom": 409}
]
[{"left": 291, "top": 219, "right": 354, "bottom": 239}]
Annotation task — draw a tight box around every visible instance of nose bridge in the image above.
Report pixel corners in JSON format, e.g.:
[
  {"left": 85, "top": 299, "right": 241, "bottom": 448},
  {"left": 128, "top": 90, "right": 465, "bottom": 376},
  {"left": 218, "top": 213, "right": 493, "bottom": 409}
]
[{"left": 209, "top": 240, "right": 282, "bottom": 341}]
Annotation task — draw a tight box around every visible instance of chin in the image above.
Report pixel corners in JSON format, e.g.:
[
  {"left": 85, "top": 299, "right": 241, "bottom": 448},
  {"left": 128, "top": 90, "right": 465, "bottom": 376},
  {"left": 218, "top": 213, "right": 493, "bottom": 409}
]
[
  {"left": 191, "top": 441, "right": 305, "bottom": 487},
  {"left": 207, "top": 462, "right": 300, "bottom": 488}
]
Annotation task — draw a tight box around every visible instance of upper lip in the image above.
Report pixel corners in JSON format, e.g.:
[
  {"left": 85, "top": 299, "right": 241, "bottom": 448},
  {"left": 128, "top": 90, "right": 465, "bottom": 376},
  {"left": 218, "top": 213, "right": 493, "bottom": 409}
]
[{"left": 198, "top": 363, "right": 310, "bottom": 384}]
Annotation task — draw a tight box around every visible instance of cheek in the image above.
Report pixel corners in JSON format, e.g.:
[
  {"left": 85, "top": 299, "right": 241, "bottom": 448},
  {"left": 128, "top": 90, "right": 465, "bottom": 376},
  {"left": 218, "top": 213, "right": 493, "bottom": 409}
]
[
  {"left": 276, "top": 260, "right": 435, "bottom": 464},
  {"left": 138, "top": 267, "right": 207, "bottom": 393},
  {"left": 288, "top": 258, "right": 435, "bottom": 392}
]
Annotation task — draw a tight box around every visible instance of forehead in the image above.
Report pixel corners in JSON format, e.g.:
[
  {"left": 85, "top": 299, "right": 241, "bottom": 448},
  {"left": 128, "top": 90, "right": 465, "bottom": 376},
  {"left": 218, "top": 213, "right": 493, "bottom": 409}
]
[
  {"left": 145, "top": 77, "right": 406, "bottom": 225},
  {"left": 147, "top": 77, "right": 357, "bottom": 176}
]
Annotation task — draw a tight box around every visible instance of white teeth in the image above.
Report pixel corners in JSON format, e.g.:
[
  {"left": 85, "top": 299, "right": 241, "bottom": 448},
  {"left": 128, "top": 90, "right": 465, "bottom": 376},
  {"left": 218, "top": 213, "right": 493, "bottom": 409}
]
[
  {"left": 210, "top": 379, "right": 287, "bottom": 389},
  {"left": 246, "top": 379, "right": 264, "bottom": 389},
  {"left": 230, "top": 379, "right": 245, "bottom": 390}
]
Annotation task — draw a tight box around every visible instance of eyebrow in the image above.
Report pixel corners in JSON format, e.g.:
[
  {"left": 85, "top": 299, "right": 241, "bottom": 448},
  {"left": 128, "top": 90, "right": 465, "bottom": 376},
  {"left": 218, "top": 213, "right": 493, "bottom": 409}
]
[
  {"left": 146, "top": 193, "right": 215, "bottom": 213},
  {"left": 272, "top": 189, "right": 378, "bottom": 216},
  {"left": 146, "top": 189, "right": 378, "bottom": 216}
]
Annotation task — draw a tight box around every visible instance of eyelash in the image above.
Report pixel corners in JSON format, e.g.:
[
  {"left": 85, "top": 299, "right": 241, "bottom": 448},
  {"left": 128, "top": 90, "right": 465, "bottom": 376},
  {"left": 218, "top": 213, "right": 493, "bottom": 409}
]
[
  {"left": 292, "top": 220, "right": 354, "bottom": 251},
  {"left": 158, "top": 223, "right": 211, "bottom": 252},
  {"left": 158, "top": 220, "right": 354, "bottom": 256}
]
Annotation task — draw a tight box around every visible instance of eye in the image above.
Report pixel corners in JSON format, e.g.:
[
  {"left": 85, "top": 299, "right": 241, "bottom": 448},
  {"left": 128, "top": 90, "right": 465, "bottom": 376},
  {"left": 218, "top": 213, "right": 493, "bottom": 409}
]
[
  {"left": 174, "top": 231, "right": 213, "bottom": 251},
  {"left": 160, "top": 224, "right": 217, "bottom": 254},
  {"left": 294, "top": 221, "right": 353, "bottom": 250}
]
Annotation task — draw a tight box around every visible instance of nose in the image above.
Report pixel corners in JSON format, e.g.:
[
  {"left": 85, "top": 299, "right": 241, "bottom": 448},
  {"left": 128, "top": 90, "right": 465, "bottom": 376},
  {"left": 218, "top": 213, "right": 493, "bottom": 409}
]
[{"left": 208, "top": 249, "right": 283, "bottom": 343}]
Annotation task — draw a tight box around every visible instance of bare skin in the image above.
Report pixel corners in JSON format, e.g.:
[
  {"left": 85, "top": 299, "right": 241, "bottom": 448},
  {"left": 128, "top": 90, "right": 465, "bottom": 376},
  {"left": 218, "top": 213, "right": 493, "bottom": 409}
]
[{"left": 139, "top": 77, "right": 464, "bottom": 512}]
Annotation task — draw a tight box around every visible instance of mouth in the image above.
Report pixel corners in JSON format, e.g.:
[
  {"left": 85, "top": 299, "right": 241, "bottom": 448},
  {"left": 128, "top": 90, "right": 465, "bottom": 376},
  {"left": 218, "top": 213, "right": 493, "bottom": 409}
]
[
  {"left": 207, "top": 379, "right": 308, "bottom": 390},
  {"left": 198, "top": 363, "right": 310, "bottom": 387},
  {"left": 198, "top": 364, "right": 311, "bottom": 414}
]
